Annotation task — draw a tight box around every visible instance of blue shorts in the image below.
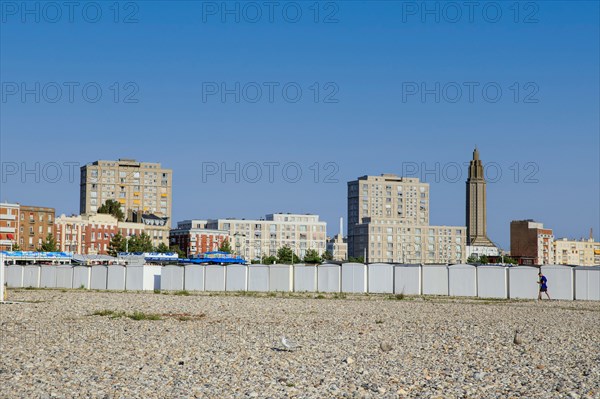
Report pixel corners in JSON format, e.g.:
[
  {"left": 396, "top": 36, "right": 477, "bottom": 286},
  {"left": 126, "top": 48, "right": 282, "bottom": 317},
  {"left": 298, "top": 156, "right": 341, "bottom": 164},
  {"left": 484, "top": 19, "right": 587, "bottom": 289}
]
[{"left": 540, "top": 286, "right": 547, "bottom": 292}]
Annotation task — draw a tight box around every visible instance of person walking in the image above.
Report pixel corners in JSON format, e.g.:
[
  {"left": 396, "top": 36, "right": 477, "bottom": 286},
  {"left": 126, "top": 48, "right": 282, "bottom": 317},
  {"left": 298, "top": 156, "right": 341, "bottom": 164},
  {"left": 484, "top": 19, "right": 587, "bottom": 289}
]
[{"left": 538, "top": 271, "right": 550, "bottom": 300}]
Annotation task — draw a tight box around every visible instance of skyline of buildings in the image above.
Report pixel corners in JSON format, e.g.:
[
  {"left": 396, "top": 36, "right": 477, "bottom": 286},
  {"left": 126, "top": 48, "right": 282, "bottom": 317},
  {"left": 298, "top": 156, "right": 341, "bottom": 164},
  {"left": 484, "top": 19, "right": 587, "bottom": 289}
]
[{"left": 1, "top": 150, "right": 598, "bottom": 265}]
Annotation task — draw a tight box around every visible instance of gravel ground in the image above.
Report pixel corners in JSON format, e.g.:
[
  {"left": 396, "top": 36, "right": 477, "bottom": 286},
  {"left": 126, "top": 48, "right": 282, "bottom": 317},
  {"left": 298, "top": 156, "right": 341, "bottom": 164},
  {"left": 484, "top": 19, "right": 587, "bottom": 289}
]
[{"left": 1, "top": 289, "right": 599, "bottom": 399}]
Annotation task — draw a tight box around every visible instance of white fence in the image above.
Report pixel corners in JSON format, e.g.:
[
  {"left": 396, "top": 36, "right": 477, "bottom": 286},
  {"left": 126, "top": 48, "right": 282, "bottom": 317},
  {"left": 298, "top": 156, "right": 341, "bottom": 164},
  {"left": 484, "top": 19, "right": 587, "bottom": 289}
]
[{"left": 3, "top": 262, "right": 599, "bottom": 301}]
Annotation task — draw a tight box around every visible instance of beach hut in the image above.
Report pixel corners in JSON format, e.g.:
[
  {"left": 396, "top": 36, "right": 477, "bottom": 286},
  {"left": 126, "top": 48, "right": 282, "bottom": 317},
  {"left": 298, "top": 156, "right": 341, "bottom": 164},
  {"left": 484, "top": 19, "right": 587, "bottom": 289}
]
[
  {"left": 448, "top": 264, "right": 477, "bottom": 297},
  {"left": 317, "top": 263, "right": 341, "bottom": 293},
  {"left": 422, "top": 264, "right": 448, "bottom": 296},
  {"left": 247, "top": 264, "right": 269, "bottom": 292},
  {"left": 367, "top": 263, "right": 394, "bottom": 294},
  {"left": 341, "top": 263, "right": 367, "bottom": 294},
  {"left": 393, "top": 264, "right": 421, "bottom": 295},
  {"left": 293, "top": 264, "right": 318, "bottom": 292},
  {"left": 476, "top": 265, "right": 508, "bottom": 299}
]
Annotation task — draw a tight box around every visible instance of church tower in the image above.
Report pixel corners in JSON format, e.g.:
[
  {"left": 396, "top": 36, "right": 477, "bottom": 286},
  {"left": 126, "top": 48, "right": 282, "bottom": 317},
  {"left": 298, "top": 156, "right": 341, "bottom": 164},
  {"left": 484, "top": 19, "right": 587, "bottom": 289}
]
[{"left": 466, "top": 148, "right": 494, "bottom": 247}]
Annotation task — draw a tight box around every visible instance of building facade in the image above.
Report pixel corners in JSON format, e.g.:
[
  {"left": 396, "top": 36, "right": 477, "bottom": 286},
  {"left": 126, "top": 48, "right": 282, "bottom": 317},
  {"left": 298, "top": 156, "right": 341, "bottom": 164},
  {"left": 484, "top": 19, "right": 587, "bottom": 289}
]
[
  {"left": 348, "top": 174, "right": 466, "bottom": 264},
  {"left": 326, "top": 235, "right": 348, "bottom": 261},
  {"left": 80, "top": 159, "right": 172, "bottom": 223},
  {"left": 0, "top": 202, "right": 20, "bottom": 251},
  {"left": 169, "top": 220, "right": 230, "bottom": 257},
  {"left": 510, "top": 220, "right": 554, "bottom": 265},
  {"left": 554, "top": 237, "right": 600, "bottom": 266},
  {"left": 54, "top": 213, "right": 169, "bottom": 255},
  {"left": 172, "top": 213, "right": 327, "bottom": 261},
  {"left": 18, "top": 205, "right": 55, "bottom": 251},
  {"left": 326, "top": 217, "right": 348, "bottom": 261}
]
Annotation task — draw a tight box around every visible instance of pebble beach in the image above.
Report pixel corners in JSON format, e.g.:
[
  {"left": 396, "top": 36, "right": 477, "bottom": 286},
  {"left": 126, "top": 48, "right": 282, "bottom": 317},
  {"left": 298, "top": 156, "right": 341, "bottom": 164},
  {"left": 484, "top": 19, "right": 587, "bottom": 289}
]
[{"left": 1, "top": 290, "right": 599, "bottom": 399}]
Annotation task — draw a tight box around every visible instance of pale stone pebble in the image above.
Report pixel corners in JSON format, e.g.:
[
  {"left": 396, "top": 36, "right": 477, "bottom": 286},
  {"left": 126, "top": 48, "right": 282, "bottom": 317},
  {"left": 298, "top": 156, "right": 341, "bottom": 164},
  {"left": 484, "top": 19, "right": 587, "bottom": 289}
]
[{"left": 1, "top": 290, "right": 599, "bottom": 398}]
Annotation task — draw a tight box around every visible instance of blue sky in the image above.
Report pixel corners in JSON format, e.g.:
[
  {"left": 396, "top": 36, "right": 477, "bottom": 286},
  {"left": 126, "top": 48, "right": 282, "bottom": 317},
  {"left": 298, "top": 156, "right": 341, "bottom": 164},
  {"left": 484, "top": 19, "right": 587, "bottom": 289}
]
[{"left": 1, "top": 1, "right": 598, "bottom": 249}]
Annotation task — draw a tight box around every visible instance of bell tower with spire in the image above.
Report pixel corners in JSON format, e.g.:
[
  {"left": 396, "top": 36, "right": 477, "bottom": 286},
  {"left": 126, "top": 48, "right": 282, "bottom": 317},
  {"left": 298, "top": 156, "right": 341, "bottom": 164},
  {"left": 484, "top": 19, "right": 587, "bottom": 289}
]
[{"left": 466, "top": 147, "right": 495, "bottom": 247}]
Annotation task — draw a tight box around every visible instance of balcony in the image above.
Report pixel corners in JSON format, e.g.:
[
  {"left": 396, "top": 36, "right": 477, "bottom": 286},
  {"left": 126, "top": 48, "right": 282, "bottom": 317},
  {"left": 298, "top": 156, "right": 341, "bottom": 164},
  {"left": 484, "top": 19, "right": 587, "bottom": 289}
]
[{"left": 0, "top": 214, "right": 16, "bottom": 220}]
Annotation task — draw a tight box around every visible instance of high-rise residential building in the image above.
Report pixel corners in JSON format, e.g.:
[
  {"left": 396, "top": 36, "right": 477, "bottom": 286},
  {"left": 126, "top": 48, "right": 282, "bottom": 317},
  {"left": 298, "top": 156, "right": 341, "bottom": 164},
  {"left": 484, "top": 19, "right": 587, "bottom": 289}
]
[
  {"left": 348, "top": 174, "right": 466, "bottom": 264},
  {"left": 172, "top": 213, "right": 327, "bottom": 261},
  {"left": 169, "top": 220, "right": 230, "bottom": 257},
  {"left": 18, "top": 205, "right": 55, "bottom": 251},
  {"left": 80, "top": 159, "right": 172, "bottom": 223},
  {"left": 0, "top": 202, "right": 20, "bottom": 251},
  {"left": 510, "top": 220, "right": 554, "bottom": 265},
  {"left": 466, "top": 148, "right": 497, "bottom": 252},
  {"left": 54, "top": 213, "right": 169, "bottom": 255}
]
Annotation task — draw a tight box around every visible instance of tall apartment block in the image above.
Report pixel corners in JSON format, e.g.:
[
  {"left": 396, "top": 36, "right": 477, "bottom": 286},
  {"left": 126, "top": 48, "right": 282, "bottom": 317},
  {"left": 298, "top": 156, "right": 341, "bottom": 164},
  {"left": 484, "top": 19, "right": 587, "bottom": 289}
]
[
  {"left": 80, "top": 159, "right": 172, "bottom": 223},
  {"left": 510, "top": 220, "right": 554, "bottom": 265},
  {"left": 18, "top": 205, "right": 55, "bottom": 251},
  {"left": 0, "top": 202, "right": 20, "bottom": 251},
  {"left": 348, "top": 174, "right": 466, "bottom": 264},
  {"left": 171, "top": 213, "right": 327, "bottom": 261}
]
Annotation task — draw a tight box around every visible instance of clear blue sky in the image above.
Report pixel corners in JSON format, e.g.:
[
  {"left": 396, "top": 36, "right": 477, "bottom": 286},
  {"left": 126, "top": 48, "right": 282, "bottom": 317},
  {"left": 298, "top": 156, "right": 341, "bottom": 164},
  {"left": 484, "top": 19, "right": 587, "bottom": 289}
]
[{"left": 1, "top": 1, "right": 598, "bottom": 250}]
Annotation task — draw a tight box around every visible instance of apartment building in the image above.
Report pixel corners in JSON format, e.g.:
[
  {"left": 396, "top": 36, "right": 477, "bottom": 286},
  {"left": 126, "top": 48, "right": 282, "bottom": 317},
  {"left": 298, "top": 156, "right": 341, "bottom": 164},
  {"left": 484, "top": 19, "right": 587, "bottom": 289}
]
[
  {"left": 18, "top": 205, "right": 55, "bottom": 251},
  {"left": 54, "top": 213, "right": 170, "bottom": 255},
  {"left": 347, "top": 174, "right": 466, "bottom": 264},
  {"left": 510, "top": 220, "right": 555, "bottom": 265},
  {"left": 0, "top": 202, "right": 20, "bottom": 251},
  {"left": 80, "top": 159, "right": 172, "bottom": 222},
  {"left": 169, "top": 220, "right": 230, "bottom": 257},
  {"left": 554, "top": 237, "right": 600, "bottom": 266},
  {"left": 172, "top": 213, "right": 327, "bottom": 261}
]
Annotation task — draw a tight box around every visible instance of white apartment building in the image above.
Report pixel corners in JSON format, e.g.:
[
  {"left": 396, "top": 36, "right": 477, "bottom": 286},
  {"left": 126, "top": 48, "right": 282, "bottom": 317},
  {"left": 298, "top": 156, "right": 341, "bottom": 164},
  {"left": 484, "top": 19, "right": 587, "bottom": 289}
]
[{"left": 177, "top": 213, "right": 327, "bottom": 260}]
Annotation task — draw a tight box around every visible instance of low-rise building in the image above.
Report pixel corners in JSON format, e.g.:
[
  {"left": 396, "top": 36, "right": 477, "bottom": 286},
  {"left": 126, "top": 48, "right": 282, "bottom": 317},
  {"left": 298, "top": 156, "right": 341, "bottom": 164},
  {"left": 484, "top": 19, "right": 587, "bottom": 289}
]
[
  {"left": 18, "top": 205, "right": 55, "bottom": 251},
  {"left": 172, "top": 213, "right": 327, "bottom": 261},
  {"left": 54, "top": 213, "right": 169, "bottom": 255},
  {"left": 0, "top": 202, "right": 20, "bottom": 251},
  {"left": 554, "top": 236, "right": 600, "bottom": 266},
  {"left": 169, "top": 220, "right": 230, "bottom": 257}
]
